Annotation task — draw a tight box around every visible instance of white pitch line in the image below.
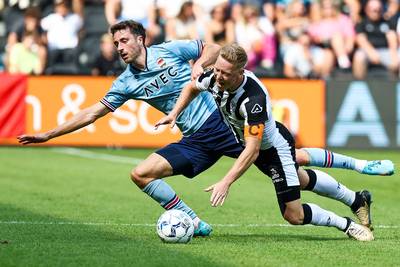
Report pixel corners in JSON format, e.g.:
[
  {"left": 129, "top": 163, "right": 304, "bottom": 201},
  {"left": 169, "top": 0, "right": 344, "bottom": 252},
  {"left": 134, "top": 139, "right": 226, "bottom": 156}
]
[
  {"left": 51, "top": 147, "right": 143, "bottom": 165},
  {"left": 0, "top": 221, "right": 398, "bottom": 229},
  {"left": 0, "top": 221, "right": 154, "bottom": 227}
]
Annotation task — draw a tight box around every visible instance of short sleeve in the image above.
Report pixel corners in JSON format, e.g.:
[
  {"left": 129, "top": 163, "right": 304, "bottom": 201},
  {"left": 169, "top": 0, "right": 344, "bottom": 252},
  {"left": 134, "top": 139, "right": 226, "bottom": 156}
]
[
  {"left": 71, "top": 14, "right": 83, "bottom": 32},
  {"left": 100, "top": 77, "right": 129, "bottom": 112},
  {"left": 355, "top": 21, "right": 364, "bottom": 34},
  {"left": 240, "top": 95, "right": 267, "bottom": 126},
  {"left": 163, "top": 39, "right": 203, "bottom": 61},
  {"left": 40, "top": 15, "right": 52, "bottom": 31},
  {"left": 388, "top": 18, "right": 396, "bottom": 31}
]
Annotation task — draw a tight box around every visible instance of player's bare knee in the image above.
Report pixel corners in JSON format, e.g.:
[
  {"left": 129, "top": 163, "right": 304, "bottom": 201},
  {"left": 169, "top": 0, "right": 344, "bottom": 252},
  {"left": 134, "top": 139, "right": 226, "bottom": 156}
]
[
  {"left": 130, "top": 169, "right": 140, "bottom": 184},
  {"left": 296, "top": 149, "right": 310, "bottom": 166},
  {"left": 130, "top": 168, "right": 150, "bottom": 188},
  {"left": 283, "top": 210, "right": 304, "bottom": 225},
  {"left": 297, "top": 168, "right": 310, "bottom": 189}
]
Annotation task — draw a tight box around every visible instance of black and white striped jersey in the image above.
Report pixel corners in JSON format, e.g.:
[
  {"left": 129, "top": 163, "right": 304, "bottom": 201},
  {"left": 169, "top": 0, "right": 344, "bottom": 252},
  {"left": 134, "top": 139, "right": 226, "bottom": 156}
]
[{"left": 195, "top": 69, "right": 289, "bottom": 151}]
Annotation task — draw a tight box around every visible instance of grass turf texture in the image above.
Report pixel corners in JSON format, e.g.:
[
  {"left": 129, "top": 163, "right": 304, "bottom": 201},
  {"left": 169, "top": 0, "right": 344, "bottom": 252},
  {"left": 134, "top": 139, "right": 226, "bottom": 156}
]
[{"left": 0, "top": 147, "right": 399, "bottom": 267}]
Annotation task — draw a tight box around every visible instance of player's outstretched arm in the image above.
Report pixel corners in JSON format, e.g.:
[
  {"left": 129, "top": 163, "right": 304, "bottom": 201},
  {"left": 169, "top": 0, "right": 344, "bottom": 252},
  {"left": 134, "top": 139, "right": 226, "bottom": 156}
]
[
  {"left": 205, "top": 136, "right": 261, "bottom": 207},
  {"left": 154, "top": 81, "right": 200, "bottom": 129},
  {"left": 18, "top": 102, "right": 110, "bottom": 145}
]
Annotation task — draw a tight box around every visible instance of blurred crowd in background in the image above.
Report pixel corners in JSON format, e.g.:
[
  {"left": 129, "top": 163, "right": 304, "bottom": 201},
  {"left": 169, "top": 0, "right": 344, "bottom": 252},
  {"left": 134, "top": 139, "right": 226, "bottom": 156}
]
[{"left": 0, "top": 0, "right": 399, "bottom": 79}]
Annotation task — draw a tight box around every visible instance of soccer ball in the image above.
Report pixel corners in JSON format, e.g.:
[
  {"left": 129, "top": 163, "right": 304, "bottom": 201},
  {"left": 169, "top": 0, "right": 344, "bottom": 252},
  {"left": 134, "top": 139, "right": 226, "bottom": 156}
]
[{"left": 156, "top": 209, "right": 194, "bottom": 243}]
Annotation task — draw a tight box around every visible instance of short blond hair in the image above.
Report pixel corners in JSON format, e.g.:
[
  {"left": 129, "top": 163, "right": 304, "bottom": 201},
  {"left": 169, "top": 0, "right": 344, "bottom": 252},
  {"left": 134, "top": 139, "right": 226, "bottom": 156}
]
[{"left": 219, "top": 43, "right": 248, "bottom": 70}]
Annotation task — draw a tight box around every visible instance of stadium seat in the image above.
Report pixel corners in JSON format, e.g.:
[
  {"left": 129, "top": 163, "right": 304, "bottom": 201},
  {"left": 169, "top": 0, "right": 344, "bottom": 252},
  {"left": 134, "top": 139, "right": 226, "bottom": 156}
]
[
  {"left": 83, "top": 5, "right": 108, "bottom": 36},
  {"left": 78, "top": 35, "right": 102, "bottom": 75},
  {"left": 0, "top": 20, "right": 7, "bottom": 71},
  {"left": 0, "top": 21, "right": 6, "bottom": 52},
  {"left": 2, "top": 6, "right": 24, "bottom": 35},
  {"left": 367, "top": 64, "right": 396, "bottom": 79},
  {"left": 45, "top": 48, "right": 79, "bottom": 75},
  {"left": 76, "top": 4, "right": 109, "bottom": 74}
]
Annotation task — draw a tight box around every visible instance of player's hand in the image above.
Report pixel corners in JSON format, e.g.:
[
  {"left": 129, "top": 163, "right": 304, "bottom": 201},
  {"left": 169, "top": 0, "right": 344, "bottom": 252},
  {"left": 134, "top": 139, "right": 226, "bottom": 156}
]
[
  {"left": 191, "top": 64, "right": 204, "bottom": 80},
  {"left": 204, "top": 180, "right": 230, "bottom": 207},
  {"left": 154, "top": 115, "right": 176, "bottom": 130},
  {"left": 17, "top": 133, "right": 50, "bottom": 145}
]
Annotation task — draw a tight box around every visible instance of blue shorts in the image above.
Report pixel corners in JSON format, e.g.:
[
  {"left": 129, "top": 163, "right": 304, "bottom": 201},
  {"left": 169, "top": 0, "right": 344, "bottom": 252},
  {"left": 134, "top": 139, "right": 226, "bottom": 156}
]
[{"left": 156, "top": 110, "right": 243, "bottom": 178}]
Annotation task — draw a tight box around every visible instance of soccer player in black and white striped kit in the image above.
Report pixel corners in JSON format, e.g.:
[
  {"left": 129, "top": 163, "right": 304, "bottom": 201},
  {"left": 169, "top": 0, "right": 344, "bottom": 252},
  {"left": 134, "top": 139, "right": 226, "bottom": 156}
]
[{"left": 156, "top": 43, "right": 374, "bottom": 241}]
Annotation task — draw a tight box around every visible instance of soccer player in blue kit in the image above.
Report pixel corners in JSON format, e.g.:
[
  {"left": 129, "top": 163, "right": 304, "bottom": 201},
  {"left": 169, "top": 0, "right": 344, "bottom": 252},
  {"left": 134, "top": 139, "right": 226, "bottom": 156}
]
[
  {"left": 18, "top": 21, "right": 392, "bottom": 238},
  {"left": 18, "top": 20, "right": 225, "bottom": 236},
  {"left": 155, "top": 44, "right": 376, "bottom": 241}
]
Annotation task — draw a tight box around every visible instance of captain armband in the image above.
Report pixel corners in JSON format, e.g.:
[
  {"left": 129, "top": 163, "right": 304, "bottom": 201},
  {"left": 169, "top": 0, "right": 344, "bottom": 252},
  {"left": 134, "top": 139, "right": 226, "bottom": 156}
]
[{"left": 244, "top": 124, "right": 265, "bottom": 140}]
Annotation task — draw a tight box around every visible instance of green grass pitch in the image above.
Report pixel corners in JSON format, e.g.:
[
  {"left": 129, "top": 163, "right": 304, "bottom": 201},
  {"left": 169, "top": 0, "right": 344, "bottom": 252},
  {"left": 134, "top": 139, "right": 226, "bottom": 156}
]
[{"left": 0, "top": 147, "right": 399, "bottom": 267}]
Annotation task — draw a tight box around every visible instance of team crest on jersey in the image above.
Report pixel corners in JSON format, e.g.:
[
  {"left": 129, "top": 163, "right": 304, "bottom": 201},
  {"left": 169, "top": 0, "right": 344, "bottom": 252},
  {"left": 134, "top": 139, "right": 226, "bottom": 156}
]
[
  {"left": 156, "top": 58, "right": 166, "bottom": 68},
  {"left": 251, "top": 104, "right": 263, "bottom": 114}
]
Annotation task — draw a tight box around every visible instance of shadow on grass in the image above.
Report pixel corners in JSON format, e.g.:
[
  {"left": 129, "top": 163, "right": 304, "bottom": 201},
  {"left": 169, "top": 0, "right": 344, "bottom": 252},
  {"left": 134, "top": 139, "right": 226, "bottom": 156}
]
[
  {"left": 0, "top": 204, "right": 227, "bottom": 267},
  {"left": 214, "top": 233, "right": 345, "bottom": 242}
]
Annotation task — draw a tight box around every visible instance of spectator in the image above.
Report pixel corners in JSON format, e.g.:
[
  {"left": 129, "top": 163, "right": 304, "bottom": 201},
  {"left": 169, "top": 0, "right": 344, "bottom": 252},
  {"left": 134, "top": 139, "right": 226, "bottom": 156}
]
[
  {"left": 230, "top": 0, "right": 275, "bottom": 22},
  {"left": 353, "top": 0, "right": 399, "bottom": 79},
  {"left": 105, "top": 0, "right": 153, "bottom": 26},
  {"left": 381, "top": 0, "right": 399, "bottom": 20},
  {"left": 193, "top": 0, "right": 228, "bottom": 15},
  {"left": 276, "top": 0, "right": 309, "bottom": 53},
  {"left": 275, "top": 0, "right": 318, "bottom": 22},
  {"left": 8, "top": 31, "right": 46, "bottom": 74},
  {"left": 204, "top": 3, "right": 235, "bottom": 46},
  {"left": 283, "top": 32, "right": 330, "bottom": 78},
  {"left": 360, "top": 0, "right": 399, "bottom": 20},
  {"left": 105, "top": 0, "right": 162, "bottom": 45},
  {"left": 5, "top": 7, "right": 45, "bottom": 73},
  {"left": 313, "top": 0, "right": 361, "bottom": 23},
  {"left": 2, "top": 0, "right": 39, "bottom": 36},
  {"left": 41, "top": 0, "right": 83, "bottom": 74},
  {"left": 395, "top": 13, "right": 400, "bottom": 45},
  {"left": 157, "top": 0, "right": 188, "bottom": 20},
  {"left": 7, "top": 7, "right": 44, "bottom": 48},
  {"left": 276, "top": 0, "right": 332, "bottom": 78},
  {"left": 91, "top": 33, "right": 124, "bottom": 76},
  {"left": 41, "top": 0, "right": 83, "bottom": 51},
  {"left": 308, "top": 0, "right": 355, "bottom": 70},
  {"left": 165, "top": 1, "right": 199, "bottom": 40},
  {"left": 235, "top": 4, "right": 276, "bottom": 70}
]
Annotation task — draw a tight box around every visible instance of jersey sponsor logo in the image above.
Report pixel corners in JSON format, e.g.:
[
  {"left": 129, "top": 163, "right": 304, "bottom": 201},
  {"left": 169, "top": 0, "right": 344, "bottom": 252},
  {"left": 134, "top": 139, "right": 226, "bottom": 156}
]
[
  {"left": 143, "top": 66, "right": 178, "bottom": 97},
  {"left": 244, "top": 124, "right": 264, "bottom": 140},
  {"left": 251, "top": 104, "right": 263, "bottom": 114}
]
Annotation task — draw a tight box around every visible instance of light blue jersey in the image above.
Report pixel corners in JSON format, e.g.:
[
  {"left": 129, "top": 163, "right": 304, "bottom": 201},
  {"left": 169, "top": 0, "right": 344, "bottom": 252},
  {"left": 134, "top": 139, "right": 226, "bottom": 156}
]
[{"left": 101, "top": 40, "right": 217, "bottom": 136}]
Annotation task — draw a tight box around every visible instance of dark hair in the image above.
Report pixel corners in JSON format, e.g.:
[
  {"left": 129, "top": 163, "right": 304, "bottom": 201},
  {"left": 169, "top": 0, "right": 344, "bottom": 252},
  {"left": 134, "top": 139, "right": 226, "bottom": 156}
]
[
  {"left": 24, "top": 7, "right": 41, "bottom": 19},
  {"left": 110, "top": 20, "right": 146, "bottom": 45},
  {"left": 177, "top": 1, "right": 194, "bottom": 21},
  {"left": 211, "top": 4, "right": 229, "bottom": 22}
]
